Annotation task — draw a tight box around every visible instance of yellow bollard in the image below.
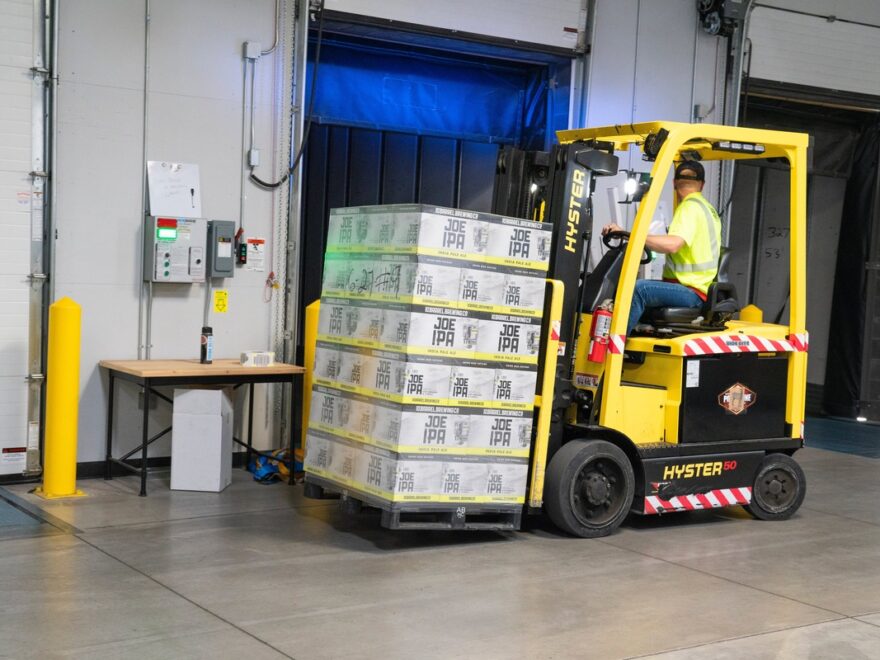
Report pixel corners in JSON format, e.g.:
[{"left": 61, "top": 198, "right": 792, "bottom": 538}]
[
  {"left": 35, "top": 297, "right": 86, "bottom": 499},
  {"left": 298, "top": 299, "right": 321, "bottom": 463}
]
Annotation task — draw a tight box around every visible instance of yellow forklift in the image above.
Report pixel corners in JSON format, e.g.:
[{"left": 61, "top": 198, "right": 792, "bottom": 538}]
[
  {"left": 304, "top": 121, "right": 810, "bottom": 538},
  {"left": 502, "top": 121, "right": 810, "bottom": 537}
]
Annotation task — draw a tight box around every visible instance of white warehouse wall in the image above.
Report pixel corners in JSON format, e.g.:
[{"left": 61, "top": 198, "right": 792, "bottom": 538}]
[
  {"left": 55, "top": 0, "right": 286, "bottom": 464},
  {"left": 52, "top": 0, "right": 732, "bottom": 467}
]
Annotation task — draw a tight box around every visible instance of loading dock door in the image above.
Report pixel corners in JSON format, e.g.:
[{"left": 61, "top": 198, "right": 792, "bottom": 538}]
[
  {"left": 298, "top": 29, "right": 571, "bottom": 335},
  {"left": 0, "top": 0, "right": 42, "bottom": 476}
]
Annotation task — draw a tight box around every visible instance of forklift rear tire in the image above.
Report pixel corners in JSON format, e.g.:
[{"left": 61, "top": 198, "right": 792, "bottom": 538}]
[
  {"left": 544, "top": 439, "right": 635, "bottom": 538},
  {"left": 744, "top": 453, "right": 806, "bottom": 521}
]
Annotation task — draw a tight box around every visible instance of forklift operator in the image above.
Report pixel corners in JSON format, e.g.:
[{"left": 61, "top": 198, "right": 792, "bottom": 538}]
[{"left": 601, "top": 160, "right": 721, "bottom": 333}]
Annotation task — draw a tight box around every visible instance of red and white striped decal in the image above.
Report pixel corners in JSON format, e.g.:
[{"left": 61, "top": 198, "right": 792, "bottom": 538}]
[
  {"left": 682, "top": 333, "right": 809, "bottom": 356},
  {"left": 643, "top": 487, "right": 752, "bottom": 514},
  {"left": 608, "top": 334, "right": 626, "bottom": 354}
]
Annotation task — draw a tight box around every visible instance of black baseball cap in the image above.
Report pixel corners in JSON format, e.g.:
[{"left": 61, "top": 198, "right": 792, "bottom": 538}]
[{"left": 674, "top": 160, "right": 705, "bottom": 182}]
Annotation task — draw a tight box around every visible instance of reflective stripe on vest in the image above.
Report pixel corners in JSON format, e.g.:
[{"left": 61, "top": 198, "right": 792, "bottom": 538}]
[{"left": 664, "top": 196, "right": 720, "bottom": 274}]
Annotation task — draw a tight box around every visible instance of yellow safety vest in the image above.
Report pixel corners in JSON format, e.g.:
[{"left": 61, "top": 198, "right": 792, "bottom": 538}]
[{"left": 662, "top": 192, "right": 721, "bottom": 295}]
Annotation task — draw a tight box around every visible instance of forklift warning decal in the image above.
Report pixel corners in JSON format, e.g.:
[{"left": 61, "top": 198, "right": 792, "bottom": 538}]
[
  {"left": 682, "top": 333, "right": 809, "bottom": 355},
  {"left": 607, "top": 334, "right": 626, "bottom": 354},
  {"left": 718, "top": 382, "right": 756, "bottom": 415},
  {"left": 644, "top": 487, "right": 752, "bottom": 514}
]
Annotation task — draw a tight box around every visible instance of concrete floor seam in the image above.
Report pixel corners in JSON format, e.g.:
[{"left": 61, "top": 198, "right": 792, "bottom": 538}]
[
  {"left": 0, "top": 486, "right": 83, "bottom": 535},
  {"left": 72, "top": 533, "right": 297, "bottom": 660},
  {"left": 596, "top": 536, "right": 849, "bottom": 620},
  {"left": 623, "top": 617, "right": 851, "bottom": 659}
]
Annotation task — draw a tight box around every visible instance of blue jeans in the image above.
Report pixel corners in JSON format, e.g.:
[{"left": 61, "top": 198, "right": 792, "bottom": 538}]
[{"left": 627, "top": 280, "right": 702, "bottom": 333}]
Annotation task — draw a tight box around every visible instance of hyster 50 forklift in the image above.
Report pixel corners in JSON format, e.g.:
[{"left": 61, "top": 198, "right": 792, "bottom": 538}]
[
  {"left": 498, "top": 121, "right": 810, "bottom": 537},
  {"left": 305, "top": 121, "right": 810, "bottom": 538}
]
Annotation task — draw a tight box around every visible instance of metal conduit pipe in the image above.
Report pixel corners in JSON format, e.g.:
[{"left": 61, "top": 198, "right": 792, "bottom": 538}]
[
  {"left": 261, "top": 0, "right": 281, "bottom": 56},
  {"left": 139, "top": 0, "right": 152, "bottom": 359},
  {"left": 719, "top": 0, "right": 756, "bottom": 243}
]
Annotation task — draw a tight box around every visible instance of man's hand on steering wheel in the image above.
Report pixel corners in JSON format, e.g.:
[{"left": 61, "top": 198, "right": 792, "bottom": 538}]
[{"left": 600, "top": 223, "right": 653, "bottom": 265}]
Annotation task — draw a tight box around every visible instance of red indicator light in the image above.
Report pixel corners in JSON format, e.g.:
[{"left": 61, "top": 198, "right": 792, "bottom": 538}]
[{"left": 157, "top": 218, "right": 178, "bottom": 228}]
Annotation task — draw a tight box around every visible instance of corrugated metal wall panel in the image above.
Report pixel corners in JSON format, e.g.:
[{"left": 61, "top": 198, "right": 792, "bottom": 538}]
[
  {"left": 0, "top": 0, "right": 33, "bottom": 475},
  {"left": 749, "top": 6, "right": 880, "bottom": 96}
]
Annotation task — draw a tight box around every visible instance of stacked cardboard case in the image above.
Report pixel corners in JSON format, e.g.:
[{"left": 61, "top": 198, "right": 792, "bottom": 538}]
[{"left": 305, "top": 204, "right": 551, "bottom": 509}]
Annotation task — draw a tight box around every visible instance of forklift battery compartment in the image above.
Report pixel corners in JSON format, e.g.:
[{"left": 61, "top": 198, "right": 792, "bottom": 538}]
[{"left": 679, "top": 353, "right": 788, "bottom": 443}]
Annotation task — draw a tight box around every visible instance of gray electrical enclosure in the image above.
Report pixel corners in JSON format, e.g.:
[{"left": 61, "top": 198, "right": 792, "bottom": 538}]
[
  {"left": 206, "top": 220, "right": 235, "bottom": 278},
  {"left": 143, "top": 216, "right": 207, "bottom": 283}
]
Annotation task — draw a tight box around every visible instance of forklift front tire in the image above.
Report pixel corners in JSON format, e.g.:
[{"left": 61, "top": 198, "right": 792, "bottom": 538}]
[
  {"left": 544, "top": 439, "right": 635, "bottom": 538},
  {"left": 744, "top": 453, "right": 806, "bottom": 521}
]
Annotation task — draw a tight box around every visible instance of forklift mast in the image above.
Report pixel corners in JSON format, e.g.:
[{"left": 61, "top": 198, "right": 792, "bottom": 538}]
[{"left": 493, "top": 143, "right": 620, "bottom": 466}]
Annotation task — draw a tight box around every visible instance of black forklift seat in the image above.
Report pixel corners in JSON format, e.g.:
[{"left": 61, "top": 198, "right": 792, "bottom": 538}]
[{"left": 651, "top": 249, "right": 739, "bottom": 326}]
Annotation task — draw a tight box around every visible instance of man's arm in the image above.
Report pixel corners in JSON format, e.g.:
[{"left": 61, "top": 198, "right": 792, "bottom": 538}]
[
  {"left": 645, "top": 234, "right": 684, "bottom": 254},
  {"left": 601, "top": 223, "right": 685, "bottom": 254}
]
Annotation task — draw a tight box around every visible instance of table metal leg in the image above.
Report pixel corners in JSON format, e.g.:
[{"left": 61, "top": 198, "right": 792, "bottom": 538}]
[
  {"left": 104, "top": 372, "right": 115, "bottom": 480},
  {"left": 245, "top": 382, "right": 255, "bottom": 471},
  {"left": 140, "top": 381, "right": 150, "bottom": 497},
  {"left": 289, "top": 375, "right": 296, "bottom": 485}
]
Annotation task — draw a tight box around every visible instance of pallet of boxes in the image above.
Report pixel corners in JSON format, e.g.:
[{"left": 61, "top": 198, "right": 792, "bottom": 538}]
[{"left": 304, "top": 204, "right": 551, "bottom": 530}]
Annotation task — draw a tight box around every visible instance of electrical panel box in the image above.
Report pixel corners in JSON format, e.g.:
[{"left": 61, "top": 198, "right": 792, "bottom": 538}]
[
  {"left": 206, "top": 220, "right": 235, "bottom": 278},
  {"left": 143, "top": 216, "right": 207, "bottom": 283}
]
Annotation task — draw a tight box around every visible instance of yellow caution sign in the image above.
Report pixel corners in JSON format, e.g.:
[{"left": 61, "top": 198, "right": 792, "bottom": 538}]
[{"left": 213, "top": 289, "right": 229, "bottom": 313}]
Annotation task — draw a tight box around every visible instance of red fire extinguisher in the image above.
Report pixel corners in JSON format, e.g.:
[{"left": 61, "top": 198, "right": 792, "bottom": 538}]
[{"left": 588, "top": 304, "right": 613, "bottom": 363}]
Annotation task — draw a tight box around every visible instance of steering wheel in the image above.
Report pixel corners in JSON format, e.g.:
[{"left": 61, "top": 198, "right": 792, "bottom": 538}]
[{"left": 602, "top": 230, "right": 652, "bottom": 265}]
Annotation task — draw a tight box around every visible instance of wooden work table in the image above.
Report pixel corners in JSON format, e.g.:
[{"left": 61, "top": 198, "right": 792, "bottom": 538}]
[{"left": 99, "top": 359, "right": 305, "bottom": 496}]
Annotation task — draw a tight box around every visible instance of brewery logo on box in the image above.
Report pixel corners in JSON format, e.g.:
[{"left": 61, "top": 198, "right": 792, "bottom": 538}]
[
  {"left": 489, "top": 417, "right": 513, "bottom": 447},
  {"left": 423, "top": 414, "right": 448, "bottom": 445},
  {"left": 508, "top": 227, "right": 532, "bottom": 259},
  {"left": 498, "top": 323, "right": 521, "bottom": 353},
  {"left": 442, "top": 469, "right": 460, "bottom": 494},
  {"left": 319, "top": 395, "right": 335, "bottom": 424},
  {"left": 396, "top": 468, "right": 416, "bottom": 492},
  {"left": 432, "top": 316, "right": 457, "bottom": 347},
  {"left": 374, "top": 358, "right": 393, "bottom": 391},
  {"left": 377, "top": 219, "right": 395, "bottom": 246},
  {"left": 338, "top": 216, "right": 353, "bottom": 245},
  {"left": 406, "top": 372, "right": 425, "bottom": 395},
  {"left": 416, "top": 272, "right": 434, "bottom": 296},
  {"left": 504, "top": 282, "right": 521, "bottom": 307},
  {"left": 451, "top": 373, "right": 470, "bottom": 398},
  {"left": 461, "top": 276, "right": 478, "bottom": 301},
  {"left": 366, "top": 455, "right": 383, "bottom": 487},
  {"left": 486, "top": 471, "right": 505, "bottom": 494},
  {"left": 341, "top": 453, "right": 355, "bottom": 478},
  {"left": 328, "top": 307, "right": 343, "bottom": 335},
  {"left": 356, "top": 406, "right": 372, "bottom": 435},
  {"left": 442, "top": 217, "right": 467, "bottom": 250},
  {"left": 494, "top": 376, "right": 513, "bottom": 401}
]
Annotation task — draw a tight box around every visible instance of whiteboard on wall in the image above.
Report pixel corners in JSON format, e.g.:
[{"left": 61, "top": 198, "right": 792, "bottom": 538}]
[
  {"left": 147, "top": 161, "right": 202, "bottom": 217},
  {"left": 323, "top": 0, "right": 584, "bottom": 50},
  {"left": 748, "top": 6, "right": 880, "bottom": 97}
]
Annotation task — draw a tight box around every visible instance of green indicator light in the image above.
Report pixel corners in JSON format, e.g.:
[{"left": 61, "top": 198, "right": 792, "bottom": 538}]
[{"left": 157, "top": 228, "right": 177, "bottom": 240}]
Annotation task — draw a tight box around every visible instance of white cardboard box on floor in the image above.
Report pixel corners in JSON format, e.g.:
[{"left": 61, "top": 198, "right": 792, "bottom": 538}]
[{"left": 171, "top": 388, "right": 233, "bottom": 492}]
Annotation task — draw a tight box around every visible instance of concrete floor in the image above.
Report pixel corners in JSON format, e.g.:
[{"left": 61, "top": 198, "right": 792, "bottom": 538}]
[{"left": 2, "top": 446, "right": 880, "bottom": 659}]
